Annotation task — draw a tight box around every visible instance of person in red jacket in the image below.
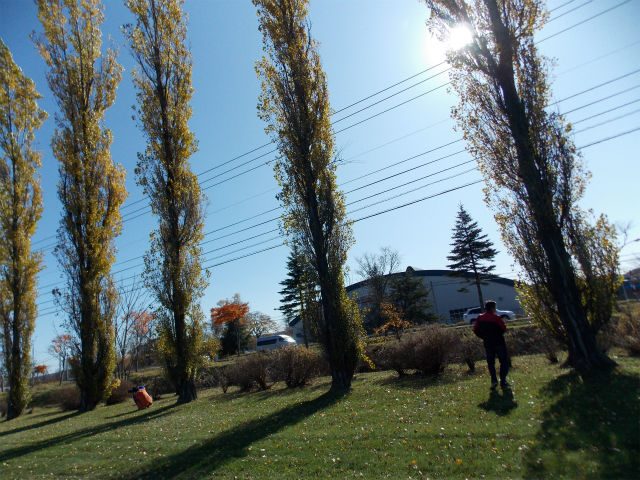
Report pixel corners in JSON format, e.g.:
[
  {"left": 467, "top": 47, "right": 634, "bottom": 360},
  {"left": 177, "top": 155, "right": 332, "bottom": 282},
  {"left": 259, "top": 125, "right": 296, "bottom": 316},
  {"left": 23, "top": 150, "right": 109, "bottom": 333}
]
[{"left": 473, "top": 300, "right": 510, "bottom": 389}]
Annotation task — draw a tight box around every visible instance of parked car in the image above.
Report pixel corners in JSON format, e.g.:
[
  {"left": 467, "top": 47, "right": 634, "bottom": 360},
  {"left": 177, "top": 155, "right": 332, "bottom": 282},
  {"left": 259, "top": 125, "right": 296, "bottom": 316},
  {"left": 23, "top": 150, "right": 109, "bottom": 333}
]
[
  {"left": 256, "top": 334, "right": 297, "bottom": 351},
  {"left": 463, "top": 307, "right": 516, "bottom": 324}
]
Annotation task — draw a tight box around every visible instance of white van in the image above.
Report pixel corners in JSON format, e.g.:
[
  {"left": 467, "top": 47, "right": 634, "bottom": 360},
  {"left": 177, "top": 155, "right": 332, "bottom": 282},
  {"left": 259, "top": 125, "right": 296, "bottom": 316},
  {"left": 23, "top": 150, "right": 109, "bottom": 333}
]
[{"left": 256, "top": 334, "right": 297, "bottom": 351}]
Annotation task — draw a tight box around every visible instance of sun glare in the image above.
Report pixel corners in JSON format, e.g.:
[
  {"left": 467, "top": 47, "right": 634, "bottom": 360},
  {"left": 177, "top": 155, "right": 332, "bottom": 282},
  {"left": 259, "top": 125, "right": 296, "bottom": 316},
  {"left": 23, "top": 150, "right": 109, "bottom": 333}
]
[
  {"left": 425, "top": 24, "right": 473, "bottom": 64},
  {"left": 447, "top": 24, "right": 473, "bottom": 51}
]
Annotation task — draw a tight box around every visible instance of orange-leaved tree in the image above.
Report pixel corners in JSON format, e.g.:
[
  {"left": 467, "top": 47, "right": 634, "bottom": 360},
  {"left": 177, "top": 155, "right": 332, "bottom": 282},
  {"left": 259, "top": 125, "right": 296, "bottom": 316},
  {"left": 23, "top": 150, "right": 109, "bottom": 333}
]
[
  {"left": 211, "top": 298, "right": 250, "bottom": 357},
  {"left": 375, "top": 303, "right": 412, "bottom": 340},
  {"left": 32, "top": 364, "right": 48, "bottom": 382}
]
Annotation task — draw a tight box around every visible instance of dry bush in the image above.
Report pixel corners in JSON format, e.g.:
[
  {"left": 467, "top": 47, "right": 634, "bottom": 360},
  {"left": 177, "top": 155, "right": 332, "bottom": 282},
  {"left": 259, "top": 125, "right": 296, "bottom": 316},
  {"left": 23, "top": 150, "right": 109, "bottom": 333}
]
[
  {"left": 105, "top": 379, "right": 134, "bottom": 405},
  {"left": 412, "top": 326, "right": 458, "bottom": 376},
  {"left": 195, "top": 366, "right": 219, "bottom": 389},
  {"left": 370, "top": 338, "right": 415, "bottom": 376},
  {"left": 505, "top": 325, "right": 562, "bottom": 363},
  {"left": 271, "top": 346, "right": 326, "bottom": 388},
  {"left": 58, "top": 385, "right": 81, "bottom": 411},
  {"left": 214, "top": 366, "right": 231, "bottom": 393},
  {"left": 368, "top": 326, "right": 457, "bottom": 377},
  {"left": 456, "top": 331, "right": 484, "bottom": 372},
  {"left": 225, "top": 361, "right": 255, "bottom": 392},
  {"left": 615, "top": 304, "right": 640, "bottom": 356},
  {"left": 148, "top": 376, "right": 174, "bottom": 400}
]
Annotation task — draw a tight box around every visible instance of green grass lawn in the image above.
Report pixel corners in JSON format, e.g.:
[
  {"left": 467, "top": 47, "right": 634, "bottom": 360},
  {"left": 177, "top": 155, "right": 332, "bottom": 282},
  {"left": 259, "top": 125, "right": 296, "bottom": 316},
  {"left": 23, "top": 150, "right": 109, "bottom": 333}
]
[{"left": 1, "top": 353, "right": 638, "bottom": 479}]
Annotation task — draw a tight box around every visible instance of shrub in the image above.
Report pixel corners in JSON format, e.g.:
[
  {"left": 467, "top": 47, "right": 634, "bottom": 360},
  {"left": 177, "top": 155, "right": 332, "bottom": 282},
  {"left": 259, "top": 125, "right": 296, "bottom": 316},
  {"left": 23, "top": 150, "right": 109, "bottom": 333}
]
[
  {"left": 371, "top": 338, "right": 415, "bottom": 376},
  {"left": 456, "top": 332, "right": 484, "bottom": 373},
  {"left": 148, "top": 376, "right": 174, "bottom": 400},
  {"left": 225, "top": 361, "right": 255, "bottom": 392},
  {"left": 505, "top": 325, "right": 562, "bottom": 362},
  {"left": 271, "top": 346, "right": 326, "bottom": 388},
  {"left": 58, "top": 386, "right": 81, "bottom": 411},
  {"left": 105, "top": 379, "right": 134, "bottom": 406},
  {"left": 412, "top": 326, "right": 458, "bottom": 376},
  {"left": 195, "top": 366, "right": 220, "bottom": 390},
  {"left": 615, "top": 306, "right": 640, "bottom": 356},
  {"left": 240, "top": 354, "right": 273, "bottom": 391},
  {"left": 368, "top": 326, "right": 458, "bottom": 377},
  {"left": 214, "top": 366, "right": 231, "bottom": 393}
]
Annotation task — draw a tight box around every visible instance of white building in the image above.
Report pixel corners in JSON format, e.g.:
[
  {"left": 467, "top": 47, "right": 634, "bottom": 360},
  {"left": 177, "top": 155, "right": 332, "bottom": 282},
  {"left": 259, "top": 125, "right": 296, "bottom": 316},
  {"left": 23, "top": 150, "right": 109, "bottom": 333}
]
[{"left": 346, "top": 266, "right": 522, "bottom": 324}]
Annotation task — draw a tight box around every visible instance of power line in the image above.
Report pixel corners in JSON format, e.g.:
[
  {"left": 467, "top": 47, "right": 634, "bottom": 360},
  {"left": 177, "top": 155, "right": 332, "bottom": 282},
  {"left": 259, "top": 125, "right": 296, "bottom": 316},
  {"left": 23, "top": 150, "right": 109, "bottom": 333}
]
[
  {"left": 578, "top": 125, "right": 640, "bottom": 148},
  {"left": 37, "top": 121, "right": 639, "bottom": 314},
  {"left": 573, "top": 107, "right": 640, "bottom": 134},
  {"left": 563, "top": 84, "right": 640, "bottom": 115},
  {"left": 31, "top": 4, "right": 629, "bottom": 252},
  {"left": 551, "top": 68, "right": 640, "bottom": 105},
  {"left": 572, "top": 98, "right": 640, "bottom": 125},
  {"left": 33, "top": 5, "right": 638, "bottom": 309},
  {"left": 34, "top": 84, "right": 640, "bottom": 302},
  {"left": 538, "top": 0, "right": 633, "bottom": 43},
  {"left": 546, "top": 0, "right": 593, "bottom": 23},
  {"left": 549, "top": 0, "right": 578, "bottom": 14}
]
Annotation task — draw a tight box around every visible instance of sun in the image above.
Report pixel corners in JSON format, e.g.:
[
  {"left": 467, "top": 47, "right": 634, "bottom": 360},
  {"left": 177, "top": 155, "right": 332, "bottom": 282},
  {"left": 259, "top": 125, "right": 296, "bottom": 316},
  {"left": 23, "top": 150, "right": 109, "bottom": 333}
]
[
  {"left": 425, "top": 24, "right": 473, "bottom": 63},
  {"left": 447, "top": 24, "right": 473, "bottom": 51}
]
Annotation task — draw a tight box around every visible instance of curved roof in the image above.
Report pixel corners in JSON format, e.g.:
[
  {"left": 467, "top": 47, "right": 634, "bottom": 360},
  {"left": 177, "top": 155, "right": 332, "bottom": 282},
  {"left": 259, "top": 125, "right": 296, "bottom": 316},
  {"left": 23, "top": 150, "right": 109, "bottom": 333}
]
[{"left": 346, "top": 267, "right": 516, "bottom": 292}]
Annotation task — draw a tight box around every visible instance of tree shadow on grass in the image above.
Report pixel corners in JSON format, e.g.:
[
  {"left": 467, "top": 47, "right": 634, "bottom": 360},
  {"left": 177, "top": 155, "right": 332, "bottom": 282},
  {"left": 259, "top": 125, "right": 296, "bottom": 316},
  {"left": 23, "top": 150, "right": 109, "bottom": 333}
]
[
  {"left": 0, "top": 403, "right": 177, "bottom": 462},
  {"left": 0, "top": 411, "right": 81, "bottom": 438},
  {"left": 124, "top": 389, "right": 347, "bottom": 479},
  {"left": 525, "top": 370, "right": 640, "bottom": 479},
  {"left": 375, "top": 370, "right": 475, "bottom": 390},
  {"left": 478, "top": 388, "right": 518, "bottom": 416}
]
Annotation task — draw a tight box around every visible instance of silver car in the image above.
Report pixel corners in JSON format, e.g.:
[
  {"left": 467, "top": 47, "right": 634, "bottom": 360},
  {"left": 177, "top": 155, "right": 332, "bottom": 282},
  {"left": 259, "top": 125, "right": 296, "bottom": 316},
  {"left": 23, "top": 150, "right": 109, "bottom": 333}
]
[{"left": 463, "top": 307, "right": 516, "bottom": 324}]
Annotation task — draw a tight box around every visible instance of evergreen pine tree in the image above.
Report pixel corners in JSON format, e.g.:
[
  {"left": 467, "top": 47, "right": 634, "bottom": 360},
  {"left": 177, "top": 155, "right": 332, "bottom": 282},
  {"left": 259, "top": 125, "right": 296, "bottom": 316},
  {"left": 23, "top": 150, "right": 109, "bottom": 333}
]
[
  {"left": 391, "top": 269, "right": 437, "bottom": 324},
  {"left": 447, "top": 205, "right": 498, "bottom": 311},
  {"left": 278, "top": 245, "right": 317, "bottom": 347}
]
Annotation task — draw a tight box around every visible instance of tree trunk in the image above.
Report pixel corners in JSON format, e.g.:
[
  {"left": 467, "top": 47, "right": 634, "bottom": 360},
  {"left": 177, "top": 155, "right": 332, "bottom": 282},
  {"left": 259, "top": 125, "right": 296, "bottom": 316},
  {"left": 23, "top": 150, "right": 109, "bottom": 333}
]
[
  {"left": 330, "top": 367, "right": 353, "bottom": 392},
  {"left": 484, "top": 0, "right": 614, "bottom": 374},
  {"left": 177, "top": 378, "right": 197, "bottom": 403},
  {"left": 79, "top": 389, "right": 100, "bottom": 412},
  {"left": 473, "top": 270, "right": 485, "bottom": 311}
]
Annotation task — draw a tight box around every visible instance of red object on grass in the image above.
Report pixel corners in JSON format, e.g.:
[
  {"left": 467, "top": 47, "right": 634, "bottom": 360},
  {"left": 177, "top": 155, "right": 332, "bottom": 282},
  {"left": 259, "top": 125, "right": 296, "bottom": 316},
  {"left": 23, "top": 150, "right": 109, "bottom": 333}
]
[{"left": 133, "top": 387, "right": 153, "bottom": 409}]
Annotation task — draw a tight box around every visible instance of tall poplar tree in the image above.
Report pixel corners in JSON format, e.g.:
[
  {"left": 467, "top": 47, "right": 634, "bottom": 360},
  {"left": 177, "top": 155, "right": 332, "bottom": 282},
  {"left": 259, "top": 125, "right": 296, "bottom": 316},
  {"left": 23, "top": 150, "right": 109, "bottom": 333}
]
[
  {"left": 254, "top": 0, "right": 365, "bottom": 390},
  {"left": 446, "top": 204, "right": 498, "bottom": 310},
  {"left": 0, "top": 40, "right": 47, "bottom": 420},
  {"left": 35, "top": 0, "right": 126, "bottom": 411},
  {"left": 424, "top": 0, "right": 619, "bottom": 372},
  {"left": 125, "top": 0, "right": 208, "bottom": 403}
]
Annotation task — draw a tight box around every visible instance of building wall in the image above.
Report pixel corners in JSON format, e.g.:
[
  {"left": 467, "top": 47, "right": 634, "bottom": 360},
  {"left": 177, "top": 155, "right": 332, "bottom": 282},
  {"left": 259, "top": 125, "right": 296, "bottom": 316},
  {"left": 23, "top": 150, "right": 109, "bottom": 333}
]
[{"left": 347, "top": 269, "right": 522, "bottom": 324}]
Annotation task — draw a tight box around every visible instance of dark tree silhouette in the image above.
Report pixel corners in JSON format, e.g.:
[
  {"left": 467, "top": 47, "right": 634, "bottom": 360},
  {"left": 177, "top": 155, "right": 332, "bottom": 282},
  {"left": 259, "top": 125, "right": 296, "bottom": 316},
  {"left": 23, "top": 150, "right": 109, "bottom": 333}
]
[
  {"left": 391, "top": 269, "right": 437, "bottom": 325},
  {"left": 447, "top": 205, "right": 498, "bottom": 310}
]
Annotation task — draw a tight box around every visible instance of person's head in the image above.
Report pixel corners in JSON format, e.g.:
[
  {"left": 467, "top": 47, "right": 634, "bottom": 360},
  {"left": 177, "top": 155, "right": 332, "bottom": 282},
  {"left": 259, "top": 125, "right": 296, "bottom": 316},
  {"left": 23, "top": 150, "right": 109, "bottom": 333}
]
[{"left": 485, "top": 300, "right": 497, "bottom": 313}]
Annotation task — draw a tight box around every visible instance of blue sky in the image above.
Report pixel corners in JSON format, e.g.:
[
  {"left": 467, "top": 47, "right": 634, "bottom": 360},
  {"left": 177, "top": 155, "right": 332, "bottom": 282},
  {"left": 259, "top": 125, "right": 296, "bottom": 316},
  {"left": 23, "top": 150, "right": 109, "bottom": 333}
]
[{"left": 1, "top": 0, "right": 638, "bottom": 368}]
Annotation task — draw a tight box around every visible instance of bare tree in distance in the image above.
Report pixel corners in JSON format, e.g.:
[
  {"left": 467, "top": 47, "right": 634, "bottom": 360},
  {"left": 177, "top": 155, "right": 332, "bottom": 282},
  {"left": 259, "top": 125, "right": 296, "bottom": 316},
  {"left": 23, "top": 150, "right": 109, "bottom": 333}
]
[
  {"left": 114, "top": 278, "right": 148, "bottom": 379},
  {"left": 48, "top": 334, "right": 73, "bottom": 385},
  {"left": 246, "top": 311, "right": 278, "bottom": 340},
  {"left": 356, "top": 247, "right": 401, "bottom": 331}
]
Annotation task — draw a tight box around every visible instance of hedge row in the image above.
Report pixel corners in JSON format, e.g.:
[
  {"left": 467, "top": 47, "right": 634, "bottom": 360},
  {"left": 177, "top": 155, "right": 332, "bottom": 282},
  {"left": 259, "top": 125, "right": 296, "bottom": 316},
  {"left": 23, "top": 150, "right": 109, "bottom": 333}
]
[{"left": 200, "top": 346, "right": 329, "bottom": 393}]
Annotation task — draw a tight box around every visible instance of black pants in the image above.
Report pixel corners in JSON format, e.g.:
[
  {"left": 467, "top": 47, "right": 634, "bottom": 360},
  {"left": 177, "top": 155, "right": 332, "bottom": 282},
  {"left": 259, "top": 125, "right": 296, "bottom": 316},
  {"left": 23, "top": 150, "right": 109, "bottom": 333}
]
[{"left": 484, "top": 339, "right": 509, "bottom": 384}]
